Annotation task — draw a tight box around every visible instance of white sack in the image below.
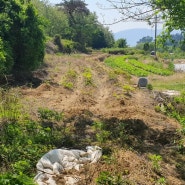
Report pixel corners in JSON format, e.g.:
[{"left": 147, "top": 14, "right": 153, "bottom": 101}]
[{"left": 34, "top": 146, "right": 102, "bottom": 185}]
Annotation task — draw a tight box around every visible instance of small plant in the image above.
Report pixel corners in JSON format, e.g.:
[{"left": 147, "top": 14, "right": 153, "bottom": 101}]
[
  {"left": 0, "top": 173, "right": 35, "bottom": 185},
  {"left": 96, "top": 171, "right": 125, "bottom": 185},
  {"left": 83, "top": 68, "right": 93, "bottom": 86},
  {"left": 156, "top": 177, "right": 166, "bottom": 185},
  {"left": 62, "top": 80, "right": 74, "bottom": 89},
  {"left": 168, "top": 61, "right": 174, "bottom": 71},
  {"left": 147, "top": 83, "right": 153, "bottom": 90},
  {"left": 148, "top": 154, "right": 162, "bottom": 172},
  {"left": 155, "top": 104, "right": 161, "bottom": 112},
  {"left": 60, "top": 69, "right": 77, "bottom": 90},
  {"left": 93, "top": 121, "right": 111, "bottom": 144},
  {"left": 154, "top": 104, "right": 166, "bottom": 113},
  {"left": 122, "top": 84, "right": 134, "bottom": 95},
  {"left": 12, "top": 160, "right": 31, "bottom": 175},
  {"left": 108, "top": 71, "right": 118, "bottom": 81},
  {"left": 38, "top": 107, "right": 63, "bottom": 122}
]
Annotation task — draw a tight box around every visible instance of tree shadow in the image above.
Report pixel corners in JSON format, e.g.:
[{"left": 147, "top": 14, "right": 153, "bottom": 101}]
[{"left": 0, "top": 69, "right": 48, "bottom": 88}]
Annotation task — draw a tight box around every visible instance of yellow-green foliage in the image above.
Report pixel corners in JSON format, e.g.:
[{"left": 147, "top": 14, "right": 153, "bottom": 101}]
[
  {"left": 61, "top": 69, "right": 77, "bottom": 89},
  {"left": 0, "top": 89, "right": 22, "bottom": 121},
  {"left": 62, "top": 39, "right": 80, "bottom": 53},
  {"left": 104, "top": 55, "right": 173, "bottom": 77},
  {"left": 122, "top": 84, "right": 134, "bottom": 94},
  {"left": 83, "top": 68, "right": 93, "bottom": 85}
]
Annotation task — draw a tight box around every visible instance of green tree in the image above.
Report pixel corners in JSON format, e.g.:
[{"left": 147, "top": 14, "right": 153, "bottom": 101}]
[
  {"left": 32, "top": 0, "right": 114, "bottom": 51},
  {"left": 0, "top": 0, "right": 45, "bottom": 74},
  {"left": 14, "top": 3, "right": 45, "bottom": 71},
  {"left": 115, "top": 38, "right": 127, "bottom": 48},
  {"left": 57, "top": 0, "right": 90, "bottom": 50},
  {"left": 137, "top": 36, "right": 153, "bottom": 44},
  {"left": 32, "top": 0, "right": 69, "bottom": 37},
  {"left": 143, "top": 42, "right": 150, "bottom": 51},
  {"left": 152, "top": 0, "right": 185, "bottom": 30}
]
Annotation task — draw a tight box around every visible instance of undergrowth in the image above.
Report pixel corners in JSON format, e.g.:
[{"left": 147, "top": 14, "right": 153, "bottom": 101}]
[
  {"left": 0, "top": 88, "right": 72, "bottom": 184},
  {"left": 156, "top": 91, "right": 185, "bottom": 153}
]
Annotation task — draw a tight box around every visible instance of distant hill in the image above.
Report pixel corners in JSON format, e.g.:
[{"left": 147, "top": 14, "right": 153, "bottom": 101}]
[{"left": 113, "top": 28, "right": 162, "bottom": 47}]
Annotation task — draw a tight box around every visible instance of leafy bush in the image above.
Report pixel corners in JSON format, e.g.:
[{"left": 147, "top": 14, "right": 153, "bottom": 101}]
[
  {"left": 0, "top": 89, "right": 67, "bottom": 178},
  {"left": 0, "top": 38, "right": 13, "bottom": 75},
  {"left": 114, "top": 38, "right": 127, "bottom": 48},
  {"left": 96, "top": 171, "right": 126, "bottom": 185},
  {"left": 0, "top": 173, "right": 35, "bottom": 185},
  {"left": 62, "top": 39, "right": 81, "bottom": 54},
  {"left": 54, "top": 34, "right": 63, "bottom": 52}
]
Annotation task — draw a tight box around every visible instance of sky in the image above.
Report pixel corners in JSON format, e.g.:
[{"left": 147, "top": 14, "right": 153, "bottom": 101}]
[{"left": 48, "top": 0, "right": 163, "bottom": 33}]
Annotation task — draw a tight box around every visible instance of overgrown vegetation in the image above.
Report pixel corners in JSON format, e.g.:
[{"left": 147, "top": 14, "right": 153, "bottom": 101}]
[
  {"left": 0, "top": 89, "right": 68, "bottom": 183},
  {"left": 60, "top": 68, "right": 78, "bottom": 89},
  {"left": 155, "top": 91, "right": 185, "bottom": 152}
]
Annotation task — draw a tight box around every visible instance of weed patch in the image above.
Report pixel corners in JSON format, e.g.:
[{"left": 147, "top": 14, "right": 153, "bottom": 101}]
[
  {"left": 83, "top": 67, "right": 93, "bottom": 86},
  {"left": 60, "top": 69, "right": 77, "bottom": 89}
]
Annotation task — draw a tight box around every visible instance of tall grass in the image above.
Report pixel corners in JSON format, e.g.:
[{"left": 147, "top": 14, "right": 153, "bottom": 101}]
[{"left": 0, "top": 88, "right": 22, "bottom": 121}]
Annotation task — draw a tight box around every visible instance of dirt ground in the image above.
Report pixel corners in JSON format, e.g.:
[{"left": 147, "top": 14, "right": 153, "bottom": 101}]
[{"left": 18, "top": 53, "right": 185, "bottom": 184}]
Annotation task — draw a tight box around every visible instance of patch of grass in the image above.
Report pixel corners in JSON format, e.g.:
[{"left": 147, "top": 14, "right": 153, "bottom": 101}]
[
  {"left": 93, "top": 121, "right": 111, "bottom": 144},
  {"left": 149, "top": 73, "right": 185, "bottom": 91},
  {"left": 96, "top": 171, "right": 133, "bottom": 185},
  {"left": 60, "top": 69, "right": 78, "bottom": 89},
  {"left": 122, "top": 84, "right": 134, "bottom": 95},
  {"left": 156, "top": 177, "right": 167, "bottom": 185},
  {"left": 83, "top": 67, "right": 93, "bottom": 86},
  {"left": 0, "top": 88, "right": 22, "bottom": 122},
  {"left": 148, "top": 154, "right": 162, "bottom": 172},
  {"left": 153, "top": 83, "right": 185, "bottom": 91}
]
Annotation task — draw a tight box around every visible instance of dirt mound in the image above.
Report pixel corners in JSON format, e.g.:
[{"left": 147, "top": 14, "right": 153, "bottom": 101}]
[{"left": 19, "top": 53, "right": 185, "bottom": 184}]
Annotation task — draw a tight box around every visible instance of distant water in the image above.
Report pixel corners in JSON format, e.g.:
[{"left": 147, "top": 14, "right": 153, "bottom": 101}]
[{"left": 174, "top": 64, "right": 185, "bottom": 71}]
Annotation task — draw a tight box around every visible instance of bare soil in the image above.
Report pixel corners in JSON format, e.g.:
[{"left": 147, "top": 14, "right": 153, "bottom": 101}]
[{"left": 18, "top": 53, "right": 185, "bottom": 184}]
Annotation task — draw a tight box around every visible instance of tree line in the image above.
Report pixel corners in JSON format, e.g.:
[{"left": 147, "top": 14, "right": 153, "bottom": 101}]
[
  {"left": 1, "top": 0, "right": 185, "bottom": 76},
  {"left": 0, "top": 0, "right": 116, "bottom": 76}
]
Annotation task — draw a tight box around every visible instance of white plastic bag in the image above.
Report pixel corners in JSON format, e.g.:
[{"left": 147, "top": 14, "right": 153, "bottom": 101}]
[{"left": 34, "top": 146, "right": 102, "bottom": 185}]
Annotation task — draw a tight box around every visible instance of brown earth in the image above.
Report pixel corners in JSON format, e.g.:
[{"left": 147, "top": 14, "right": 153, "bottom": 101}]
[{"left": 18, "top": 53, "right": 185, "bottom": 184}]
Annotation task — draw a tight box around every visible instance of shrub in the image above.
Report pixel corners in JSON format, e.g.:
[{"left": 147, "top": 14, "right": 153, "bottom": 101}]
[
  {"left": 54, "top": 34, "right": 63, "bottom": 52},
  {"left": 0, "top": 173, "right": 35, "bottom": 185},
  {"left": 0, "top": 1, "right": 45, "bottom": 73}
]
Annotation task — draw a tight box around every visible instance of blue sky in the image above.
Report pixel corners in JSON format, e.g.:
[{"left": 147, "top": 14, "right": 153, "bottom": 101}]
[{"left": 48, "top": 0, "right": 162, "bottom": 33}]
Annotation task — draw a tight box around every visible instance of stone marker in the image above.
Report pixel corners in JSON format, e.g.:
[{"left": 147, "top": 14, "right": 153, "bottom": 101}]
[
  {"left": 151, "top": 51, "right": 155, "bottom": 56},
  {"left": 138, "top": 77, "right": 148, "bottom": 88}
]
